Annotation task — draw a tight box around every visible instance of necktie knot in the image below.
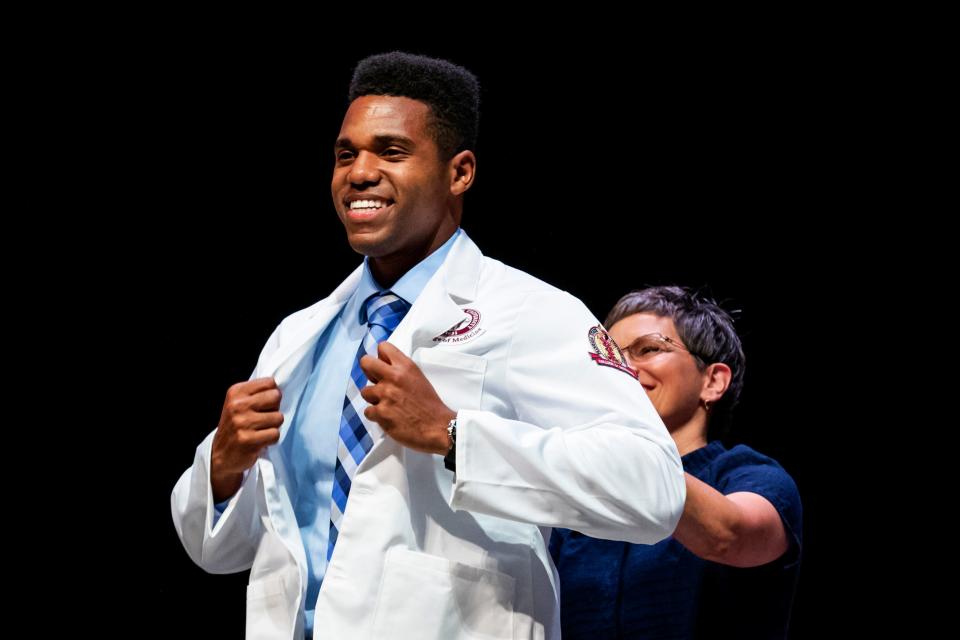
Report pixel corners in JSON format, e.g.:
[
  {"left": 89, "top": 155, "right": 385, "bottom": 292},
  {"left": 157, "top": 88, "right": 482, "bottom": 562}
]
[{"left": 361, "top": 291, "right": 410, "bottom": 333}]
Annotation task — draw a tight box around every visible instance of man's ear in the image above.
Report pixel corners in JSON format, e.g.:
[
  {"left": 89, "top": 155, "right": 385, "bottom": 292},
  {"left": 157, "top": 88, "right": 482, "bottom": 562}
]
[{"left": 449, "top": 150, "right": 476, "bottom": 196}]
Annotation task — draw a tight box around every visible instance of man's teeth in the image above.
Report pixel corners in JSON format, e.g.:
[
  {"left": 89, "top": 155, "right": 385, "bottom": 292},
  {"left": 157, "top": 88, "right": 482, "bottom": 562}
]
[{"left": 349, "top": 200, "right": 389, "bottom": 210}]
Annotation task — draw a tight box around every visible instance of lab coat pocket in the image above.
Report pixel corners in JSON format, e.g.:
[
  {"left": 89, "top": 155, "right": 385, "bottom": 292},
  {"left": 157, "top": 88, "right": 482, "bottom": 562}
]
[
  {"left": 246, "top": 574, "right": 294, "bottom": 640},
  {"left": 371, "top": 547, "right": 516, "bottom": 639},
  {"left": 414, "top": 348, "right": 487, "bottom": 412}
]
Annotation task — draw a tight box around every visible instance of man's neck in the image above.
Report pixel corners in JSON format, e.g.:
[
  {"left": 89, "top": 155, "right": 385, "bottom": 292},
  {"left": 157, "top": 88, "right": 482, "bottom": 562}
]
[{"left": 369, "top": 226, "right": 457, "bottom": 288}]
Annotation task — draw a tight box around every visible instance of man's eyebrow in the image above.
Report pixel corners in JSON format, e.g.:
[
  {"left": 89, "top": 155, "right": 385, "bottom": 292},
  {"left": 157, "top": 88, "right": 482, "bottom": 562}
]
[{"left": 335, "top": 134, "right": 417, "bottom": 149}]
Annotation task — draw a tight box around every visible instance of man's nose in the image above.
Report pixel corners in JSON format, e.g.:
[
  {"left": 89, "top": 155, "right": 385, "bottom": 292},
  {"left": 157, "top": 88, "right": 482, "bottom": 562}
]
[{"left": 348, "top": 150, "right": 380, "bottom": 185}]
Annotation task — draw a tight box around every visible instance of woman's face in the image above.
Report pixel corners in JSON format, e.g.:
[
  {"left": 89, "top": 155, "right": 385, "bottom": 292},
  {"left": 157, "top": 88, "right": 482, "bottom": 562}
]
[{"left": 608, "top": 312, "right": 707, "bottom": 432}]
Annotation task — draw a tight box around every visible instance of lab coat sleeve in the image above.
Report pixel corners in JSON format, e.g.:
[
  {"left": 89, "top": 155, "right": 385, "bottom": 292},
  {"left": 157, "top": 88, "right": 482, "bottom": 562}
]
[
  {"left": 449, "top": 290, "right": 686, "bottom": 544},
  {"left": 170, "top": 323, "right": 283, "bottom": 573},
  {"left": 170, "top": 430, "right": 263, "bottom": 573}
]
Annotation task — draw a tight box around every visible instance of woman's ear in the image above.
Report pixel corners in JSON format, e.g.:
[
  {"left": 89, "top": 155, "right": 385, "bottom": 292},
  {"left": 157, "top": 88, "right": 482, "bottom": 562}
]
[{"left": 701, "top": 362, "right": 732, "bottom": 404}]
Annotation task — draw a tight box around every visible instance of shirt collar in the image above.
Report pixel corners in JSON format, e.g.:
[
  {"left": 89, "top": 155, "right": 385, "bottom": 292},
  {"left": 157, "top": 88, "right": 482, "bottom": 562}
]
[
  {"left": 347, "top": 227, "right": 462, "bottom": 326},
  {"left": 681, "top": 440, "right": 727, "bottom": 474}
]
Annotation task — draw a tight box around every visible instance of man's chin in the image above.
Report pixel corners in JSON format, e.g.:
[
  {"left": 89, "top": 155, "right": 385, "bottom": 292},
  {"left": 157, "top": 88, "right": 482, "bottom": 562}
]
[{"left": 346, "top": 231, "right": 391, "bottom": 258}]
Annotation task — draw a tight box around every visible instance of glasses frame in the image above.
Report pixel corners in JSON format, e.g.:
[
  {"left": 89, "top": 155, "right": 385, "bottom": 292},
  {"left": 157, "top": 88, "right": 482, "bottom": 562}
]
[{"left": 619, "top": 332, "right": 707, "bottom": 365}]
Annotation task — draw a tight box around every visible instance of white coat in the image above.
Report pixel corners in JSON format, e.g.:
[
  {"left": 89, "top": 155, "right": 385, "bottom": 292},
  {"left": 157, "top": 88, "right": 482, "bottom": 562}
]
[{"left": 171, "top": 230, "right": 685, "bottom": 639}]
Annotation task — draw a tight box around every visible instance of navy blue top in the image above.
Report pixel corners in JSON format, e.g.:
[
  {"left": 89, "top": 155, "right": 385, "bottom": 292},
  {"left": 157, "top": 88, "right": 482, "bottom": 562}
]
[{"left": 550, "top": 441, "right": 802, "bottom": 639}]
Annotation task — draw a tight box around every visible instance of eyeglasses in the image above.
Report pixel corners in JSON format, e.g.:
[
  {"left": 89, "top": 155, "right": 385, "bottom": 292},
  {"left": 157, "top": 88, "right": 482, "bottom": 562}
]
[{"left": 618, "top": 332, "right": 706, "bottom": 364}]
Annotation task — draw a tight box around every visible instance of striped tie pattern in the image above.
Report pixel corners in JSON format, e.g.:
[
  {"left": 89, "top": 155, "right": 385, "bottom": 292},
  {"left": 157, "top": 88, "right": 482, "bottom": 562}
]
[{"left": 328, "top": 291, "right": 410, "bottom": 559}]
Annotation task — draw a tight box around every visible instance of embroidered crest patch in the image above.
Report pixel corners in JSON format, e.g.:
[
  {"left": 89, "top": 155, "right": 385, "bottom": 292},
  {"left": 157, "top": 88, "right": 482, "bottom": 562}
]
[
  {"left": 434, "top": 309, "right": 486, "bottom": 344},
  {"left": 588, "top": 325, "right": 638, "bottom": 379}
]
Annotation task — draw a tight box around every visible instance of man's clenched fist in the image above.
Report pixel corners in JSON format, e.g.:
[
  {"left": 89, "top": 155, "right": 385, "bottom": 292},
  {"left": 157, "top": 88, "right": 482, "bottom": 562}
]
[
  {"left": 210, "top": 377, "right": 283, "bottom": 502},
  {"left": 359, "top": 342, "right": 456, "bottom": 456}
]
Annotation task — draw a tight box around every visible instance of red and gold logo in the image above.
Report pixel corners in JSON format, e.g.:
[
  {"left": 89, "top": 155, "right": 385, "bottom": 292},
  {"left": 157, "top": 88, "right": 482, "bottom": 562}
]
[
  {"left": 588, "top": 325, "right": 638, "bottom": 379},
  {"left": 434, "top": 309, "right": 486, "bottom": 344}
]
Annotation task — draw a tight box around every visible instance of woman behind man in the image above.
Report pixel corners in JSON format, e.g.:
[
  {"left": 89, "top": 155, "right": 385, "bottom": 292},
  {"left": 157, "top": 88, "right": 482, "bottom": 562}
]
[{"left": 550, "top": 286, "right": 802, "bottom": 639}]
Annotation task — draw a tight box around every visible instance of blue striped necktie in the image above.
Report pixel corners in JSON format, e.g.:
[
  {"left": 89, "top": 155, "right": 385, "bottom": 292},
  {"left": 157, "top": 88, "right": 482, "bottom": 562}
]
[{"left": 328, "top": 291, "right": 411, "bottom": 559}]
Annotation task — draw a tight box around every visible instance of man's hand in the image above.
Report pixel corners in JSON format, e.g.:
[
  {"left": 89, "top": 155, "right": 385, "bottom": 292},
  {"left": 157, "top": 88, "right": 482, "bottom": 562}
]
[
  {"left": 358, "top": 342, "right": 456, "bottom": 455},
  {"left": 210, "top": 377, "right": 284, "bottom": 502}
]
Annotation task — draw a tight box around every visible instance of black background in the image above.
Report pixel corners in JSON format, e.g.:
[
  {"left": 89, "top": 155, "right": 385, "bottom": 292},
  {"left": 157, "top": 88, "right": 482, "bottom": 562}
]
[{"left": 75, "top": 35, "right": 879, "bottom": 637}]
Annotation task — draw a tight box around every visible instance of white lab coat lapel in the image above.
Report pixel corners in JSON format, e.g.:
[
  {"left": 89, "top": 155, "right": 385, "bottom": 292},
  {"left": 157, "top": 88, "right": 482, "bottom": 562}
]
[
  {"left": 254, "top": 264, "right": 364, "bottom": 587},
  {"left": 263, "top": 265, "right": 364, "bottom": 389},
  {"left": 357, "top": 231, "right": 482, "bottom": 472},
  {"left": 389, "top": 229, "right": 483, "bottom": 355}
]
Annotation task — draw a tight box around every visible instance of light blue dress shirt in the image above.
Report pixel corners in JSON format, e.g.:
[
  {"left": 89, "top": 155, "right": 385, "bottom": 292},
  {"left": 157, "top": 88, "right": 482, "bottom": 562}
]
[{"left": 280, "top": 228, "right": 460, "bottom": 637}]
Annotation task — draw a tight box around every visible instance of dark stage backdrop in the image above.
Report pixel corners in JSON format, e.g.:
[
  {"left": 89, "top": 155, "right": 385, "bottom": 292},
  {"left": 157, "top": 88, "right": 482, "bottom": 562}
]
[{"left": 102, "top": 43, "right": 861, "bottom": 638}]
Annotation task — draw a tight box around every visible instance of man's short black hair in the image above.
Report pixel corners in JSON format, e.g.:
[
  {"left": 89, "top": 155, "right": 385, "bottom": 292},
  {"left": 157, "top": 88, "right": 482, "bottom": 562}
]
[
  {"left": 605, "top": 286, "right": 746, "bottom": 439},
  {"left": 349, "top": 52, "right": 480, "bottom": 160}
]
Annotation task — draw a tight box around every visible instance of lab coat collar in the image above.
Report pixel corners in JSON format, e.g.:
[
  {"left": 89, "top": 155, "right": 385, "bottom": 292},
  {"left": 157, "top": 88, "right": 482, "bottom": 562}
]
[{"left": 265, "top": 228, "right": 482, "bottom": 386}]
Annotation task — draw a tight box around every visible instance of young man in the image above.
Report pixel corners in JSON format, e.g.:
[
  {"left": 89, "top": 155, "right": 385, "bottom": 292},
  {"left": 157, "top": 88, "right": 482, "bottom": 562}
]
[{"left": 171, "top": 52, "right": 685, "bottom": 639}]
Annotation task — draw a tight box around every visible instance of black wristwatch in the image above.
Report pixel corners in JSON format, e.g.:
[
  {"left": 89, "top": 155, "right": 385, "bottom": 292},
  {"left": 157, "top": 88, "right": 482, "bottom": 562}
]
[{"left": 443, "top": 418, "right": 457, "bottom": 472}]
